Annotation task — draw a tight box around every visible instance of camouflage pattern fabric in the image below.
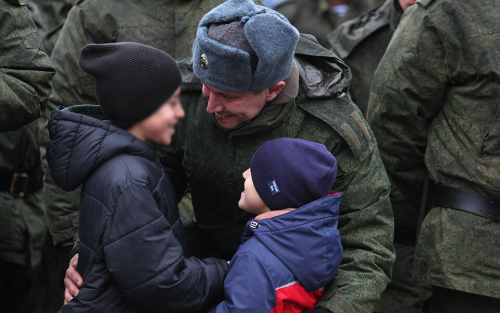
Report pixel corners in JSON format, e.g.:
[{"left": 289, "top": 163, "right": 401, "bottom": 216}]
[
  {"left": 0, "top": 121, "right": 45, "bottom": 269},
  {"left": 368, "top": 0, "right": 500, "bottom": 299},
  {"left": 0, "top": 0, "right": 54, "bottom": 132},
  {"left": 330, "top": 1, "right": 432, "bottom": 311},
  {"left": 39, "top": 0, "right": 252, "bottom": 247},
  {"left": 275, "top": 0, "right": 385, "bottom": 48},
  {"left": 328, "top": 0, "right": 402, "bottom": 114},
  {"left": 26, "top": 0, "right": 73, "bottom": 55},
  {"left": 158, "top": 35, "right": 395, "bottom": 313}
]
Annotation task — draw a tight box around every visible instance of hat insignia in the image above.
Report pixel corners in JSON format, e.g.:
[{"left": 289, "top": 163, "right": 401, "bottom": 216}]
[{"left": 200, "top": 53, "right": 209, "bottom": 69}]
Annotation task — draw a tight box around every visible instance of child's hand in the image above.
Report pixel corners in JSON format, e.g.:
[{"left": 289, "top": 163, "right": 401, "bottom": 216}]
[{"left": 64, "top": 254, "right": 83, "bottom": 304}]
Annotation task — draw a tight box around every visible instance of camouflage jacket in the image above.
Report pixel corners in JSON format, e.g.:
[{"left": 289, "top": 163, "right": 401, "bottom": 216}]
[
  {"left": 367, "top": 0, "right": 500, "bottom": 298},
  {"left": 27, "top": 0, "right": 73, "bottom": 55},
  {"left": 275, "top": 0, "right": 385, "bottom": 48},
  {"left": 40, "top": 0, "right": 235, "bottom": 246},
  {"left": 0, "top": 121, "right": 46, "bottom": 268},
  {"left": 328, "top": 0, "right": 402, "bottom": 114},
  {"left": 159, "top": 35, "right": 395, "bottom": 313},
  {"left": 329, "top": 0, "right": 418, "bottom": 244},
  {"left": 0, "top": 0, "right": 54, "bottom": 131}
]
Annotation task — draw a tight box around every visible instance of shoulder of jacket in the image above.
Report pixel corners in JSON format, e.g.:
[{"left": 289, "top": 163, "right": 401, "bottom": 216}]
[
  {"left": 298, "top": 94, "right": 375, "bottom": 168},
  {"left": 96, "top": 155, "right": 156, "bottom": 186},
  {"left": 416, "top": 0, "right": 436, "bottom": 7},
  {"left": 328, "top": 0, "right": 393, "bottom": 58}
]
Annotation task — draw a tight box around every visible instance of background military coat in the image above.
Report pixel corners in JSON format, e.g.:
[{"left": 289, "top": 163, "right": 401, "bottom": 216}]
[
  {"left": 368, "top": 0, "right": 500, "bottom": 299},
  {"left": 330, "top": 2, "right": 432, "bottom": 312},
  {"left": 0, "top": 0, "right": 54, "bottom": 131},
  {"left": 328, "top": 0, "right": 402, "bottom": 114}
]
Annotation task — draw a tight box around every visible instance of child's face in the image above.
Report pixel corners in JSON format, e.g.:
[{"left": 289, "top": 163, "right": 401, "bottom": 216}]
[
  {"left": 238, "top": 168, "right": 270, "bottom": 215},
  {"left": 129, "top": 87, "right": 184, "bottom": 145}
]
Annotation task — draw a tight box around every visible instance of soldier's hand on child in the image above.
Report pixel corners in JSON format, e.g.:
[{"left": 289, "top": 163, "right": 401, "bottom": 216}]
[{"left": 64, "top": 254, "right": 83, "bottom": 304}]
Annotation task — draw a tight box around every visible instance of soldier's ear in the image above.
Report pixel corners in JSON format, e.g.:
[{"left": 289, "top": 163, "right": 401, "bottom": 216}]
[{"left": 265, "top": 81, "right": 285, "bottom": 102}]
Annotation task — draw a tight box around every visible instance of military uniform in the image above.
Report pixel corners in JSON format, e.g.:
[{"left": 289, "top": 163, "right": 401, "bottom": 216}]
[
  {"left": 0, "top": 121, "right": 47, "bottom": 313},
  {"left": 0, "top": 0, "right": 54, "bottom": 132},
  {"left": 329, "top": 1, "right": 431, "bottom": 312},
  {"left": 40, "top": 0, "right": 242, "bottom": 249},
  {"left": 27, "top": 0, "right": 73, "bottom": 55},
  {"left": 274, "top": 0, "right": 385, "bottom": 48},
  {"left": 328, "top": 0, "right": 402, "bottom": 114},
  {"left": 0, "top": 2, "right": 55, "bottom": 311},
  {"left": 368, "top": 0, "right": 500, "bottom": 310},
  {"left": 158, "top": 34, "right": 395, "bottom": 313}
]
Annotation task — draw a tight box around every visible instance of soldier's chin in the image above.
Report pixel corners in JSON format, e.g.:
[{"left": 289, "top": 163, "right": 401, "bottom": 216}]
[{"left": 215, "top": 113, "right": 236, "bottom": 128}]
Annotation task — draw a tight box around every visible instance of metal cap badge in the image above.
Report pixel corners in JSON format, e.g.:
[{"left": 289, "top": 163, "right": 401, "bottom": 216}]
[{"left": 200, "top": 53, "right": 208, "bottom": 69}]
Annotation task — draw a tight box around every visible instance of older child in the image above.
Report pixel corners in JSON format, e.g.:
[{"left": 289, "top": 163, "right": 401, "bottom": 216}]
[
  {"left": 209, "top": 138, "right": 343, "bottom": 313},
  {"left": 46, "top": 42, "right": 227, "bottom": 313}
]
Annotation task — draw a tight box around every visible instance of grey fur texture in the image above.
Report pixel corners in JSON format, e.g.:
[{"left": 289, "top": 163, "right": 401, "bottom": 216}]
[{"left": 192, "top": 0, "right": 299, "bottom": 92}]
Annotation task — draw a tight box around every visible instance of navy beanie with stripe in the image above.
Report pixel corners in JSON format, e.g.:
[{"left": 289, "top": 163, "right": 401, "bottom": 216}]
[{"left": 250, "top": 138, "right": 337, "bottom": 210}]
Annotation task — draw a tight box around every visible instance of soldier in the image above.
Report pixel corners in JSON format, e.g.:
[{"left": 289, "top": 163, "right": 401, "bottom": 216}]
[
  {"left": 0, "top": 0, "right": 54, "bottom": 132},
  {"left": 24, "top": 1, "right": 73, "bottom": 310},
  {"left": 368, "top": 0, "right": 500, "bottom": 312},
  {"left": 39, "top": 0, "right": 247, "bottom": 286},
  {"left": 0, "top": 1, "right": 55, "bottom": 312},
  {"left": 329, "top": 1, "right": 431, "bottom": 312},
  {"left": 274, "top": 0, "right": 385, "bottom": 48},
  {"left": 0, "top": 123, "right": 46, "bottom": 313},
  {"left": 63, "top": 0, "right": 395, "bottom": 312},
  {"left": 27, "top": 0, "right": 73, "bottom": 55},
  {"left": 328, "top": 0, "right": 415, "bottom": 113}
]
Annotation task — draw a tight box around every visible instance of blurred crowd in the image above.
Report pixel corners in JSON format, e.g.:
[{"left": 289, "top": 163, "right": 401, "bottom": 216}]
[{"left": 1, "top": 0, "right": 498, "bottom": 312}]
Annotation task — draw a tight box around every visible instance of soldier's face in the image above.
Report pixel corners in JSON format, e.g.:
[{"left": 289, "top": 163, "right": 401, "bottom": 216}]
[
  {"left": 202, "top": 82, "right": 284, "bottom": 129},
  {"left": 398, "top": 0, "right": 416, "bottom": 11}
]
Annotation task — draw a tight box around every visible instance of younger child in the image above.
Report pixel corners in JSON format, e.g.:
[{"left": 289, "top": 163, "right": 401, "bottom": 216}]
[
  {"left": 209, "top": 138, "right": 343, "bottom": 313},
  {"left": 46, "top": 42, "right": 227, "bottom": 313}
]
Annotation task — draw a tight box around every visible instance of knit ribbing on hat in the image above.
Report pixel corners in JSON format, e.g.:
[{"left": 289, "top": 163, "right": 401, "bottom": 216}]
[
  {"left": 250, "top": 138, "right": 338, "bottom": 210},
  {"left": 79, "top": 42, "right": 181, "bottom": 129}
]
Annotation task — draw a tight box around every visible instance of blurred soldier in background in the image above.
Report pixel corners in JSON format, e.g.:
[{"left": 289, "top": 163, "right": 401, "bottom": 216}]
[
  {"left": 271, "top": 0, "right": 385, "bottom": 47},
  {"left": 0, "top": 0, "right": 55, "bottom": 312},
  {"left": 329, "top": 1, "right": 432, "bottom": 312},
  {"left": 328, "top": 0, "right": 414, "bottom": 113},
  {"left": 39, "top": 0, "right": 265, "bottom": 288},
  {"left": 0, "top": 0, "right": 54, "bottom": 131},
  {"left": 0, "top": 124, "right": 46, "bottom": 313},
  {"left": 368, "top": 1, "right": 500, "bottom": 312},
  {"left": 27, "top": 0, "right": 73, "bottom": 55}
]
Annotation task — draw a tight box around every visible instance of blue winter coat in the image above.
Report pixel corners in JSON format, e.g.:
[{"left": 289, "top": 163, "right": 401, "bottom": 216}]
[
  {"left": 47, "top": 105, "right": 227, "bottom": 313},
  {"left": 209, "top": 193, "right": 343, "bottom": 313}
]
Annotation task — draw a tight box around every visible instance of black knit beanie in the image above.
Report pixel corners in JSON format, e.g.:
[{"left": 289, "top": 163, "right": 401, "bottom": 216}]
[{"left": 79, "top": 42, "right": 181, "bottom": 129}]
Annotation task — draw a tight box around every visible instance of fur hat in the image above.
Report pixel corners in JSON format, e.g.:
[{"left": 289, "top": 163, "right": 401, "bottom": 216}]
[
  {"left": 192, "top": 0, "right": 299, "bottom": 92},
  {"left": 250, "top": 138, "right": 337, "bottom": 210}
]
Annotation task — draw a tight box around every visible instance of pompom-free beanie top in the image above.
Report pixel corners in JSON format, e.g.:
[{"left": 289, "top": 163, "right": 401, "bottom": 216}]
[
  {"left": 251, "top": 138, "right": 337, "bottom": 210},
  {"left": 79, "top": 42, "right": 181, "bottom": 129}
]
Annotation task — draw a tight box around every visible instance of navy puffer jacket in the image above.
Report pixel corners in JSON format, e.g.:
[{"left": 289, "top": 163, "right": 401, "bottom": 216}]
[{"left": 47, "top": 105, "right": 227, "bottom": 313}]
